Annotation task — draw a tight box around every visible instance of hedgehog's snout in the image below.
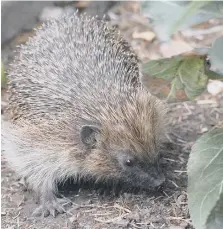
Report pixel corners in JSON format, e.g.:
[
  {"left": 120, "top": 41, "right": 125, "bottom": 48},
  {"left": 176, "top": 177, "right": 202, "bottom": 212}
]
[
  {"left": 139, "top": 170, "right": 166, "bottom": 190},
  {"left": 153, "top": 172, "right": 166, "bottom": 188},
  {"left": 118, "top": 158, "right": 166, "bottom": 191},
  {"left": 147, "top": 166, "right": 166, "bottom": 189}
]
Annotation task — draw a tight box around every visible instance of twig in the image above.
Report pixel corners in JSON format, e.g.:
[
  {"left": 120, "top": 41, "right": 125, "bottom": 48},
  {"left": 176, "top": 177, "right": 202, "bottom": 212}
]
[
  {"left": 174, "top": 170, "right": 187, "bottom": 173},
  {"left": 169, "top": 180, "right": 179, "bottom": 188},
  {"left": 94, "top": 213, "right": 129, "bottom": 223},
  {"left": 114, "top": 203, "right": 131, "bottom": 213},
  {"left": 13, "top": 211, "right": 20, "bottom": 220}
]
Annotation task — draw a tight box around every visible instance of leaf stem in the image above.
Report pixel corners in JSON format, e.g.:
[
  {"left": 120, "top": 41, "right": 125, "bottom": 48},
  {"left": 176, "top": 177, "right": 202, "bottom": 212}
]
[
  {"left": 166, "top": 78, "right": 177, "bottom": 102},
  {"left": 170, "top": 0, "right": 211, "bottom": 35},
  {"left": 206, "top": 70, "right": 223, "bottom": 80}
]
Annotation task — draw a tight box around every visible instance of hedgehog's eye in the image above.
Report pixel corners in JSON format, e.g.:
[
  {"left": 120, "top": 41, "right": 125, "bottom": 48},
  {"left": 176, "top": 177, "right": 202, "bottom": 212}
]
[{"left": 125, "top": 159, "right": 134, "bottom": 167}]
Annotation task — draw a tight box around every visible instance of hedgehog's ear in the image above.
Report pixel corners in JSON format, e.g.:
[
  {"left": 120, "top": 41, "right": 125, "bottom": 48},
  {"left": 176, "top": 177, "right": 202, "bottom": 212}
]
[{"left": 80, "top": 125, "right": 101, "bottom": 149}]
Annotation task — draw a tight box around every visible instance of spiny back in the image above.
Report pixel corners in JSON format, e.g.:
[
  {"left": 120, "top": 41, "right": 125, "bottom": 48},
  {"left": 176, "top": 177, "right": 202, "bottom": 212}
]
[
  {"left": 7, "top": 13, "right": 140, "bottom": 123},
  {"left": 6, "top": 13, "right": 166, "bottom": 160}
]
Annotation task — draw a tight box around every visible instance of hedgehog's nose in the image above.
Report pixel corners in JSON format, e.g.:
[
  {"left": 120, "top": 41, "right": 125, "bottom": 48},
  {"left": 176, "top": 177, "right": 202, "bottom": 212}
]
[{"left": 154, "top": 173, "right": 166, "bottom": 188}]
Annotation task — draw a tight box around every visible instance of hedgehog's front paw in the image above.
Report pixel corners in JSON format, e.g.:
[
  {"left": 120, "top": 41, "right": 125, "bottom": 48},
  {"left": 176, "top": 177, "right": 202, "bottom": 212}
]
[{"left": 32, "top": 197, "right": 72, "bottom": 217}]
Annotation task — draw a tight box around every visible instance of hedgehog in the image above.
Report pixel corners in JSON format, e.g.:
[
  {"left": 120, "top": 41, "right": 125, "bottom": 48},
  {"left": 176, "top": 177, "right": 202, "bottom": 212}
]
[{"left": 2, "top": 13, "right": 166, "bottom": 217}]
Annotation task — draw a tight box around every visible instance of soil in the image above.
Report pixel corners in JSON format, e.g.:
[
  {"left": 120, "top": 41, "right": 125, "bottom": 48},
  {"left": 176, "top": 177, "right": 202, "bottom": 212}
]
[{"left": 1, "top": 2, "right": 223, "bottom": 229}]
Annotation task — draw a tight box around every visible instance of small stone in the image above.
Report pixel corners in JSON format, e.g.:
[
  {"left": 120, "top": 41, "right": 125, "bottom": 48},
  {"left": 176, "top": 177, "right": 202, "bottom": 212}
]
[
  {"left": 39, "top": 6, "right": 75, "bottom": 22},
  {"left": 132, "top": 31, "right": 156, "bottom": 41},
  {"left": 1, "top": 211, "right": 6, "bottom": 216},
  {"left": 207, "top": 80, "right": 223, "bottom": 96},
  {"left": 201, "top": 127, "right": 208, "bottom": 133},
  {"left": 69, "top": 215, "right": 77, "bottom": 223},
  {"left": 39, "top": 6, "right": 64, "bottom": 21}
]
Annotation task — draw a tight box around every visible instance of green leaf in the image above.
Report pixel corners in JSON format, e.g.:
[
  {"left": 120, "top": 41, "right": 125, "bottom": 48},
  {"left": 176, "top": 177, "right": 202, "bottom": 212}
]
[
  {"left": 1, "top": 60, "right": 7, "bottom": 87},
  {"left": 187, "top": 128, "right": 223, "bottom": 229},
  {"left": 142, "top": 56, "right": 183, "bottom": 81},
  {"left": 142, "top": 53, "right": 209, "bottom": 101},
  {"left": 205, "top": 70, "right": 223, "bottom": 80},
  {"left": 209, "top": 36, "right": 223, "bottom": 74},
  {"left": 140, "top": 1, "right": 223, "bottom": 41},
  {"left": 170, "top": 1, "right": 211, "bottom": 35},
  {"left": 206, "top": 192, "right": 223, "bottom": 229}
]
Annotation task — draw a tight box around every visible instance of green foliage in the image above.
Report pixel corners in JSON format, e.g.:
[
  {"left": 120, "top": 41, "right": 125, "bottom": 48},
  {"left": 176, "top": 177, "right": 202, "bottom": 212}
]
[
  {"left": 206, "top": 192, "right": 223, "bottom": 229},
  {"left": 142, "top": 52, "right": 223, "bottom": 101},
  {"left": 140, "top": 0, "right": 223, "bottom": 101},
  {"left": 169, "top": 1, "right": 211, "bottom": 35},
  {"left": 209, "top": 37, "right": 223, "bottom": 74},
  {"left": 187, "top": 129, "right": 223, "bottom": 229},
  {"left": 140, "top": 2, "right": 223, "bottom": 229},
  {"left": 1, "top": 60, "right": 7, "bottom": 87},
  {"left": 140, "top": 1, "right": 223, "bottom": 41}
]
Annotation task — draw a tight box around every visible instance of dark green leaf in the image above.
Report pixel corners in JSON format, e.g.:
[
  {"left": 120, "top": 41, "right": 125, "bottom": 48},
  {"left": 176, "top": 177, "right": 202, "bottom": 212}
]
[
  {"left": 206, "top": 192, "right": 223, "bottom": 229},
  {"left": 187, "top": 128, "right": 223, "bottom": 229},
  {"left": 142, "top": 53, "right": 209, "bottom": 100}
]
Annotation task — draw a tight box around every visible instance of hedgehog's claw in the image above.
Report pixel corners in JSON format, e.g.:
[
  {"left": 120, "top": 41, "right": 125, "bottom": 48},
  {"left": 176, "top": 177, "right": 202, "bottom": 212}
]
[{"left": 32, "top": 197, "right": 72, "bottom": 217}]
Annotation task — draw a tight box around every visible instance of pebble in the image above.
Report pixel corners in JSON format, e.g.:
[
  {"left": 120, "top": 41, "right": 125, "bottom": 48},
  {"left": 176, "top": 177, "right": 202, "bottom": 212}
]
[
  {"left": 132, "top": 31, "right": 156, "bottom": 42},
  {"left": 39, "top": 6, "right": 75, "bottom": 21},
  {"left": 1, "top": 212, "right": 6, "bottom": 216},
  {"left": 207, "top": 80, "right": 223, "bottom": 96}
]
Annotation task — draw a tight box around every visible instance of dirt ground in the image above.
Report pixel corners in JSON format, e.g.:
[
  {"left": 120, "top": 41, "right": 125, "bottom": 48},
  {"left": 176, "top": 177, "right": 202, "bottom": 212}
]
[{"left": 1, "top": 2, "right": 223, "bottom": 229}]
